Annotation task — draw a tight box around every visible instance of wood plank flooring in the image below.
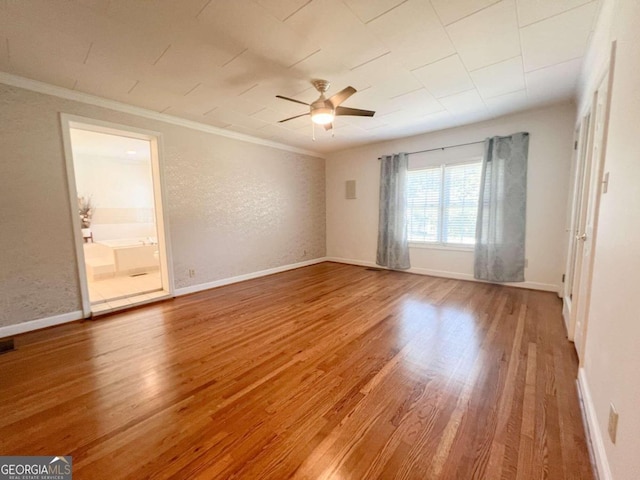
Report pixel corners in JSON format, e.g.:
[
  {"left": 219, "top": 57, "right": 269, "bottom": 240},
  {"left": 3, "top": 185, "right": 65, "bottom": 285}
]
[{"left": 0, "top": 262, "right": 594, "bottom": 479}]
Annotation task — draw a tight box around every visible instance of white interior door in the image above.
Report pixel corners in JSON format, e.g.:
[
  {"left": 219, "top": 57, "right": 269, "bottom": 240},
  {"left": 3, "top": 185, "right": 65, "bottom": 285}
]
[
  {"left": 572, "top": 70, "right": 612, "bottom": 361},
  {"left": 563, "top": 116, "right": 591, "bottom": 340}
]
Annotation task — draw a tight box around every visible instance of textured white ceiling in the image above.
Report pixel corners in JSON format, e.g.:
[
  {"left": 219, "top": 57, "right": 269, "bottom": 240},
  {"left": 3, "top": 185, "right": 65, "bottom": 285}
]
[{"left": 0, "top": 0, "right": 599, "bottom": 153}]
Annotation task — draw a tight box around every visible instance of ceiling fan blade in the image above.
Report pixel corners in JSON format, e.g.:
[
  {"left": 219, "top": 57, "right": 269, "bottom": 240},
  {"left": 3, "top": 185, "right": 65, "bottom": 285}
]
[
  {"left": 276, "top": 95, "right": 309, "bottom": 106},
  {"left": 278, "top": 113, "right": 310, "bottom": 123},
  {"left": 335, "top": 106, "right": 375, "bottom": 117},
  {"left": 328, "top": 86, "right": 356, "bottom": 108},
  {"left": 323, "top": 122, "right": 333, "bottom": 131}
]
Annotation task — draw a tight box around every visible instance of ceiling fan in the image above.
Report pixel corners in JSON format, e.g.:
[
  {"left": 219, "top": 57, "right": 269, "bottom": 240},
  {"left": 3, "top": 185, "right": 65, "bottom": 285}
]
[{"left": 276, "top": 79, "right": 375, "bottom": 131}]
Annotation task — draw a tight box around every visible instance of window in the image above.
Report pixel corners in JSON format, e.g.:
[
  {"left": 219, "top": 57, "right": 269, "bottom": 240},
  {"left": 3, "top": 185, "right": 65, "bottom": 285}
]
[{"left": 407, "top": 161, "right": 482, "bottom": 246}]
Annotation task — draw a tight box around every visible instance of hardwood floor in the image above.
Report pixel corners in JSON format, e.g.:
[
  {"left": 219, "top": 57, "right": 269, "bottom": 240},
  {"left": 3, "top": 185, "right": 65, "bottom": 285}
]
[{"left": 0, "top": 262, "right": 594, "bottom": 479}]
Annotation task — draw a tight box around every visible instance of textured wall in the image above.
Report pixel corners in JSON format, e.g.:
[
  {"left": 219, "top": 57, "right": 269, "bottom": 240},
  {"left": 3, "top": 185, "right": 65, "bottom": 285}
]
[{"left": 0, "top": 84, "right": 325, "bottom": 328}]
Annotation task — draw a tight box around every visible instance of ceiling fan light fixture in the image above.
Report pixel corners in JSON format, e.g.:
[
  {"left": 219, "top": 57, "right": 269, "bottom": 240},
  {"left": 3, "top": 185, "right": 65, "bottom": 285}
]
[
  {"left": 276, "top": 80, "right": 374, "bottom": 132},
  {"left": 311, "top": 108, "right": 334, "bottom": 125}
]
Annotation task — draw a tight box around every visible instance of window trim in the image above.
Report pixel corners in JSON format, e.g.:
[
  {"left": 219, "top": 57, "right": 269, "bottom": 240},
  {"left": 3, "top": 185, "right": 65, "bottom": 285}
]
[
  {"left": 407, "top": 157, "right": 482, "bottom": 248},
  {"left": 409, "top": 242, "right": 475, "bottom": 252}
]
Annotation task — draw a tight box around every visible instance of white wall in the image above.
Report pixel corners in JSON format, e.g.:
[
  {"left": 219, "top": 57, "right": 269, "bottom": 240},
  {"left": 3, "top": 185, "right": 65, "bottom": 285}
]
[
  {"left": 326, "top": 103, "right": 576, "bottom": 292},
  {"left": 576, "top": 0, "right": 640, "bottom": 479}
]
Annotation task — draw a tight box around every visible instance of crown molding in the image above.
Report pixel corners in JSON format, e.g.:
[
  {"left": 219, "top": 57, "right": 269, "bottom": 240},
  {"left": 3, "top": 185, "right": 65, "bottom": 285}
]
[{"left": 0, "top": 71, "right": 324, "bottom": 159}]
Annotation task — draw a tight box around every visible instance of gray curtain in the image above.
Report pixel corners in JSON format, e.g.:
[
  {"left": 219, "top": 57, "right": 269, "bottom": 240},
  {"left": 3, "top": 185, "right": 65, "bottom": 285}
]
[
  {"left": 377, "top": 153, "right": 411, "bottom": 270},
  {"left": 474, "top": 132, "right": 529, "bottom": 282}
]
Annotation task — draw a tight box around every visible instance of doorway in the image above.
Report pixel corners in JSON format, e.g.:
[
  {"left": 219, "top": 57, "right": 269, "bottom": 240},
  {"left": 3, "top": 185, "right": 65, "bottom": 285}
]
[{"left": 61, "top": 115, "right": 173, "bottom": 316}]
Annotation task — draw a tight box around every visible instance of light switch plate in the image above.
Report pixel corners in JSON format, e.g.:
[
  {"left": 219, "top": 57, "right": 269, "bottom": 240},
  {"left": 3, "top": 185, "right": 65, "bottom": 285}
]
[{"left": 346, "top": 180, "right": 356, "bottom": 199}]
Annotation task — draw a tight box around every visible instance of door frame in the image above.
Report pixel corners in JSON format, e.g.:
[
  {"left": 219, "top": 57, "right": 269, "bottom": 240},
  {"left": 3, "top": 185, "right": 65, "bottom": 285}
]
[{"left": 60, "top": 113, "right": 175, "bottom": 317}]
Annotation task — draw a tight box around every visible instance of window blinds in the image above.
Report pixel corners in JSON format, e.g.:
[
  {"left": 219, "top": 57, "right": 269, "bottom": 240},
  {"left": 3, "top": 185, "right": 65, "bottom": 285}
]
[{"left": 407, "top": 161, "right": 482, "bottom": 245}]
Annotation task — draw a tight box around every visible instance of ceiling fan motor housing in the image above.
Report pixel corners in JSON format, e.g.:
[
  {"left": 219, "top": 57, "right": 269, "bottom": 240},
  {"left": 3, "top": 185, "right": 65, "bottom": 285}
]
[{"left": 311, "top": 79, "right": 331, "bottom": 93}]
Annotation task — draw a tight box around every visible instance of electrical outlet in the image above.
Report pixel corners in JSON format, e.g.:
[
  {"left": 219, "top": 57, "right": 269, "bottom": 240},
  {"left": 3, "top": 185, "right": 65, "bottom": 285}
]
[
  {"left": 188, "top": 269, "right": 196, "bottom": 278},
  {"left": 608, "top": 403, "right": 619, "bottom": 443}
]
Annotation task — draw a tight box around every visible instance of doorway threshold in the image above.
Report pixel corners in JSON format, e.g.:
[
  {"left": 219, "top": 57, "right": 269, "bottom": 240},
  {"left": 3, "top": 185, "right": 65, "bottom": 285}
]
[{"left": 91, "top": 290, "right": 172, "bottom": 316}]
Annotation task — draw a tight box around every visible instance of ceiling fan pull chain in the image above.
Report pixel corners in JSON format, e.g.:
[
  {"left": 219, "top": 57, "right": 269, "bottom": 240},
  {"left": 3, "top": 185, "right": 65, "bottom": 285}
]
[{"left": 312, "top": 121, "right": 316, "bottom": 141}]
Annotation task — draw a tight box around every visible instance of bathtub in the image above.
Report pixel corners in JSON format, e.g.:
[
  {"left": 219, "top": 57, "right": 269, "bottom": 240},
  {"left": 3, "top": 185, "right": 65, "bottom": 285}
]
[
  {"left": 90, "top": 238, "right": 159, "bottom": 276},
  {"left": 83, "top": 237, "right": 160, "bottom": 280}
]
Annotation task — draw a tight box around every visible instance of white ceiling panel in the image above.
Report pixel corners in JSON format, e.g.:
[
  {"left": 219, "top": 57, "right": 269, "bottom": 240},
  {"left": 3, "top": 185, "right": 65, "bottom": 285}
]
[
  {"left": 446, "top": 0, "right": 521, "bottom": 71},
  {"left": 387, "top": 88, "right": 445, "bottom": 116},
  {"left": 169, "top": 83, "right": 235, "bottom": 117},
  {"left": 340, "top": 113, "right": 387, "bottom": 130},
  {"left": 347, "top": 53, "right": 420, "bottom": 96},
  {"left": 72, "top": 0, "right": 111, "bottom": 14},
  {"left": 0, "top": 0, "right": 599, "bottom": 153},
  {"left": 6, "top": 0, "right": 109, "bottom": 43},
  {"left": 366, "top": 0, "right": 455, "bottom": 70},
  {"left": 516, "top": 0, "right": 594, "bottom": 27},
  {"left": 520, "top": 2, "right": 597, "bottom": 72},
  {"left": 431, "top": 0, "right": 501, "bottom": 25},
  {"left": 470, "top": 56, "right": 525, "bottom": 99},
  {"left": 256, "top": 0, "right": 312, "bottom": 22},
  {"left": 109, "top": 82, "right": 182, "bottom": 113},
  {"left": 439, "top": 89, "right": 487, "bottom": 115},
  {"left": 198, "top": 2, "right": 319, "bottom": 68},
  {"left": 0, "top": 9, "right": 91, "bottom": 65},
  {"left": 412, "top": 55, "right": 474, "bottom": 99},
  {"left": 484, "top": 89, "right": 530, "bottom": 115},
  {"left": 288, "top": 50, "right": 350, "bottom": 82},
  {"left": 525, "top": 57, "right": 583, "bottom": 103},
  {"left": 202, "top": 106, "right": 270, "bottom": 131},
  {"left": 276, "top": 114, "right": 313, "bottom": 131},
  {"left": 252, "top": 108, "right": 293, "bottom": 124},
  {"left": 106, "top": 0, "right": 208, "bottom": 32},
  {"left": 343, "top": 0, "right": 406, "bottom": 23},
  {"left": 284, "top": 0, "right": 389, "bottom": 69},
  {"left": 74, "top": 64, "right": 138, "bottom": 100}
]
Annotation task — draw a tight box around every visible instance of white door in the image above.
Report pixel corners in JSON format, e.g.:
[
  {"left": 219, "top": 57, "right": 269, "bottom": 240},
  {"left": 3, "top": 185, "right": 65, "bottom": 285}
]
[
  {"left": 572, "top": 70, "right": 612, "bottom": 361},
  {"left": 564, "top": 113, "right": 592, "bottom": 339}
]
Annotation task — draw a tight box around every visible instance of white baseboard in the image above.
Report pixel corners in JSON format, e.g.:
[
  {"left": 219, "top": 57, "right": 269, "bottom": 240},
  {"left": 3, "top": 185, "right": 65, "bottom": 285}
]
[
  {"left": 325, "top": 257, "right": 560, "bottom": 292},
  {"left": 0, "top": 310, "right": 84, "bottom": 339},
  {"left": 577, "top": 368, "right": 613, "bottom": 480},
  {"left": 0, "top": 257, "right": 557, "bottom": 337},
  {"left": 174, "top": 257, "right": 328, "bottom": 296}
]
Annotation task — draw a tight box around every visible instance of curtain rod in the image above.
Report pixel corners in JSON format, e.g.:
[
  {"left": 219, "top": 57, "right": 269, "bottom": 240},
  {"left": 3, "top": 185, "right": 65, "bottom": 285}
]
[{"left": 377, "top": 140, "right": 485, "bottom": 160}]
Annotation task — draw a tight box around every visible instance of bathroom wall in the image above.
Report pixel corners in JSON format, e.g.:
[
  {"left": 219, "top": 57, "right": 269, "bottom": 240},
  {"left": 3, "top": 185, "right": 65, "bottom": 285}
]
[{"left": 73, "top": 150, "right": 157, "bottom": 241}]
